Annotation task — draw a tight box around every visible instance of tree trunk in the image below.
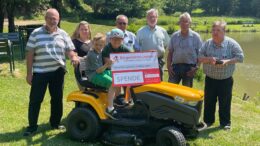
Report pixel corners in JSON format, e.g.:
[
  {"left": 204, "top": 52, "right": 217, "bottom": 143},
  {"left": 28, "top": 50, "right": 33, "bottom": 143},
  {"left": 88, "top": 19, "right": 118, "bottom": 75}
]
[
  {"left": 0, "top": 2, "right": 6, "bottom": 33},
  {"left": 51, "top": 0, "right": 62, "bottom": 27},
  {"left": 6, "top": 0, "right": 15, "bottom": 32}
]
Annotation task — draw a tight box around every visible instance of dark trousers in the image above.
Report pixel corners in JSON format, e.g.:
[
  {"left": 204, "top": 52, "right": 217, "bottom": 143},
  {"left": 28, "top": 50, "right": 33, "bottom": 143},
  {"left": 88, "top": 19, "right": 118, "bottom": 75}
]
[
  {"left": 158, "top": 58, "right": 165, "bottom": 81},
  {"left": 168, "top": 64, "right": 195, "bottom": 87},
  {"left": 168, "top": 73, "right": 193, "bottom": 87},
  {"left": 203, "top": 76, "right": 233, "bottom": 126},
  {"left": 28, "top": 67, "right": 65, "bottom": 129}
]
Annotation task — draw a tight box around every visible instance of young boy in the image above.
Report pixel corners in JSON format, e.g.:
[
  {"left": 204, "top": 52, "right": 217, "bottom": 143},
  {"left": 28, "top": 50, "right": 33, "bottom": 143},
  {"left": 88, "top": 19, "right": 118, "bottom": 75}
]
[
  {"left": 85, "top": 33, "right": 119, "bottom": 119},
  {"left": 102, "top": 28, "right": 133, "bottom": 107}
]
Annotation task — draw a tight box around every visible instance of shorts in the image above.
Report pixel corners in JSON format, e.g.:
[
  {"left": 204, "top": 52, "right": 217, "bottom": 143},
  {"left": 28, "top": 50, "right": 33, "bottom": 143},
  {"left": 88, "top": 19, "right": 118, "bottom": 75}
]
[{"left": 90, "top": 70, "right": 112, "bottom": 89}]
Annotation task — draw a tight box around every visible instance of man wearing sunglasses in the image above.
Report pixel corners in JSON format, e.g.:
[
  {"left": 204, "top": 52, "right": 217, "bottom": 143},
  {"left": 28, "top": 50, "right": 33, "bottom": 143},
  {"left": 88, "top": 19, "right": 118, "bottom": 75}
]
[{"left": 106, "top": 15, "right": 139, "bottom": 52}]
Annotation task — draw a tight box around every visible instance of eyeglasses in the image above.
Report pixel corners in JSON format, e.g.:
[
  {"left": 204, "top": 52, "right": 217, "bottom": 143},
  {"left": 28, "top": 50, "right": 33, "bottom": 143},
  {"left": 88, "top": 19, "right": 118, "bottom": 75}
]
[{"left": 117, "top": 22, "right": 127, "bottom": 25}]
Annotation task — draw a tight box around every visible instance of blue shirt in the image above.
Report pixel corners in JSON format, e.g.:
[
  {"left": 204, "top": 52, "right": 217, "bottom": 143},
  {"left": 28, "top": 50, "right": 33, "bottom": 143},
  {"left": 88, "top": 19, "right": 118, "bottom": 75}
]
[
  {"left": 136, "top": 25, "right": 170, "bottom": 57},
  {"left": 169, "top": 29, "right": 202, "bottom": 64},
  {"left": 199, "top": 36, "right": 244, "bottom": 80}
]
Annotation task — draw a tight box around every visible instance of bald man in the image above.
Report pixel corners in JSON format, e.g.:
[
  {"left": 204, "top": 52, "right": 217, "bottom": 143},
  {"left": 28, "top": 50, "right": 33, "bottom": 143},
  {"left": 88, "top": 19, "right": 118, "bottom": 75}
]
[{"left": 24, "top": 8, "right": 79, "bottom": 136}]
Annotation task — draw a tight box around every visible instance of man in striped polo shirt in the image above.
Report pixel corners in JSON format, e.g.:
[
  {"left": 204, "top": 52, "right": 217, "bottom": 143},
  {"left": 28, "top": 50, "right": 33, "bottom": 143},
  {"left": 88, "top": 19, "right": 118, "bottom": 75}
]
[
  {"left": 24, "top": 8, "right": 79, "bottom": 136},
  {"left": 198, "top": 20, "right": 244, "bottom": 130}
]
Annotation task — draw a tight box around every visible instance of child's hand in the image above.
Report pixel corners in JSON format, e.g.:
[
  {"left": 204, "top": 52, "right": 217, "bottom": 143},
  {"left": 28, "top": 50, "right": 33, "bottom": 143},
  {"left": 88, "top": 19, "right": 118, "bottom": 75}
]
[{"left": 107, "top": 60, "right": 113, "bottom": 66}]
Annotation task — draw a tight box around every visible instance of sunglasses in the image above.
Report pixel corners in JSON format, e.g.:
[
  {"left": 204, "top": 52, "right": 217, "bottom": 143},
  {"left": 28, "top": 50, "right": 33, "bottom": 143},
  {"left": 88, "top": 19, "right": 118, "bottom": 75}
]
[{"left": 117, "top": 22, "right": 127, "bottom": 25}]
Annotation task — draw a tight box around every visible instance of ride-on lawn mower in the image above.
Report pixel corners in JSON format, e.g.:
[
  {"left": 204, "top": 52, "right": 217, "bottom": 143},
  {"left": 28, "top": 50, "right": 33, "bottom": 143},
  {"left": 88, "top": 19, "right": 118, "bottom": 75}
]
[{"left": 66, "top": 62, "right": 204, "bottom": 146}]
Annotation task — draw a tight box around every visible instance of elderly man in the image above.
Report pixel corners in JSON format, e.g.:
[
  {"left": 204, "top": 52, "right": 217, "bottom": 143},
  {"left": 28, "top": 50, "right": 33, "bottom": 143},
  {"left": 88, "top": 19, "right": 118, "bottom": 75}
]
[
  {"left": 136, "top": 8, "right": 170, "bottom": 80},
  {"left": 167, "top": 12, "right": 202, "bottom": 87},
  {"left": 198, "top": 20, "right": 244, "bottom": 130},
  {"left": 107, "top": 14, "right": 138, "bottom": 52},
  {"left": 24, "top": 8, "right": 79, "bottom": 136}
]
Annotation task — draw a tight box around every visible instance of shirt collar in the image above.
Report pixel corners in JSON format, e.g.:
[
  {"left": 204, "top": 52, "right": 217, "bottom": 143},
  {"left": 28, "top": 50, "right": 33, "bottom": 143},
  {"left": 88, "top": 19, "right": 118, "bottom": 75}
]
[
  {"left": 177, "top": 29, "right": 193, "bottom": 37},
  {"left": 124, "top": 30, "right": 129, "bottom": 37},
  {"left": 43, "top": 25, "right": 60, "bottom": 34},
  {"left": 148, "top": 25, "right": 158, "bottom": 31},
  {"left": 213, "top": 37, "right": 226, "bottom": 48}
]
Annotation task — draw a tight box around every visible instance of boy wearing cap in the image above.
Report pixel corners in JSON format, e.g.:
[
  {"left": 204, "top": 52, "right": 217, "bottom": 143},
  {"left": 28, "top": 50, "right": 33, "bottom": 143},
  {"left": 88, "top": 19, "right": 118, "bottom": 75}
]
[
  {"left": 102, "top": 28, "right": 130, "bottom": 115},
  {"left": 102, "top": 28, "right": 130, "bottom": 59}
]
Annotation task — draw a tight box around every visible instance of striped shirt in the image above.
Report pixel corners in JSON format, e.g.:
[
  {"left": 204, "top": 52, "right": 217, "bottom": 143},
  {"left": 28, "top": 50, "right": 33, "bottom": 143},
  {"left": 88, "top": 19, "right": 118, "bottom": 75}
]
[
  {"left": 136, "top": 25, "right": 170, "bottom": 57},
  {"left": 169, "top": 29, "right": 202, "bottom": 64},
  {"left": 26, "top": 26, "right": 75, "bottom": 73},
  {"left": 199, "top": 36, "right": 244, "bottom": 80}
]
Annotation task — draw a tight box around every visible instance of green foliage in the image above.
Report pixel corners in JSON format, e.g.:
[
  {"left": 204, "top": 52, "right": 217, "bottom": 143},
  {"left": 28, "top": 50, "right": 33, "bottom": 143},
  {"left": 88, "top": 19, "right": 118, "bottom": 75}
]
[
  {"left": 251, "top": 0, "right": 260, "bottom": 17},
  {"left": 83, "top": 0, "right": 165, "bottom": 18},
  {"left": 167, "top": 25, "right": 177, "bottom": 34},
  {"left": 128, "top": 24, "right": 142, "bottom": 34},
  {"left": 163, "top": 0, "right": 200, "bottom": 15},
  {"left": 194, "top": 68, "right": 204, "bottom": 82},
  {"left": 129, "top": 15, "right": 260, "bottom": 33}
]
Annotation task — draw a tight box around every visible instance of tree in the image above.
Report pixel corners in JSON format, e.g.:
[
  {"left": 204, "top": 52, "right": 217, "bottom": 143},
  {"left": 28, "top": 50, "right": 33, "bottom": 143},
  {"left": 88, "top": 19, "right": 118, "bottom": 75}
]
[
  {"left": 6, "top": 0, "right": 15, "bottom": 32},
  {"left": 251, "top": 0, "right": 260, "bottom": 17},
  {"left": 0, "top": 0, "right": 50, "bottom": 33},
  {"left": 0, "top": 1, "right": 6, "bottom": 33},
  {"left": 84, "top": 0, "right": 105, "bottom": 15},
  {"left": 84, "top": 0, "right": 163, "bottom": 18},
  {"left": 50, "top": 0, "right": 62, "bottom": 27},
  {"left": 163, "top": 0, "right": 199, "bottom": 15},
  {"left": 199, "top": 0, "right": 239, "bottom": 15}
]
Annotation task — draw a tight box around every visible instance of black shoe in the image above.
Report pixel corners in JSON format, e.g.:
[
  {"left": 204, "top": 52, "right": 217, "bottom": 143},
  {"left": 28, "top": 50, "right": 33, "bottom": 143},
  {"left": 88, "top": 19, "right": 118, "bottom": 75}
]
[
  {"left": 205, "top": 122, "right": 213, "bottom": 128},
  {"left": 114, "top": 99, "right": 134, "bottom": 108},
  {"left": 23, "top": 127, "right": 37, "bottom": 136},
  {"left": 105, "top": 108, "right": 119, "bottom": 120},
  {"left": 51, "top": 125, "right": 66, "bottom": 130}
]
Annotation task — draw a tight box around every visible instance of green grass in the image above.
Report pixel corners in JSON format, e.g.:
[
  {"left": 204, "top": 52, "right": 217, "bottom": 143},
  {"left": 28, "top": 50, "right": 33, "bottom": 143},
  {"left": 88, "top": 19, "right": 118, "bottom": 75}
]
[
  {"left": 128, "top": 16, "right": 260, "bottom": 33},
  {"left": 0, "top": 62, "right": 259, "bottom": 146},
  {"left": 0, "top": 20, "right": 259, "bottom": 146}
]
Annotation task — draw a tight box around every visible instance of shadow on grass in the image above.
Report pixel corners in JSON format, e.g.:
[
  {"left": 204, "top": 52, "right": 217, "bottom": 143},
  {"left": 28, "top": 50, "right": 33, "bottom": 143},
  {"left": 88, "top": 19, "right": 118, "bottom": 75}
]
[
  {"left": 197, "top": 126, "right": 222, "bottom": 139},
  {"left": 0, "top": 119, "right": 102, "bottom": 146}
]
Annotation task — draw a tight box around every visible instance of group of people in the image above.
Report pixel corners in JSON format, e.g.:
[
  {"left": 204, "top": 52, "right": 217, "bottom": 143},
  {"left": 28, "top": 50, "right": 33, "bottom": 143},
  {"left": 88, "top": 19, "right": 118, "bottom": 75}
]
[{"left": 23, "top": 8, "right": 244, "bottom": 136}]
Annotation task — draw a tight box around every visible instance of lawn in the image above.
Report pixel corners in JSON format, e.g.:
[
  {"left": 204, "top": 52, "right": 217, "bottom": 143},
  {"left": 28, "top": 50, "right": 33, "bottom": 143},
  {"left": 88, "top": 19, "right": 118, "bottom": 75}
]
[{"left": 0, "top": 20, "right": 259, "bottom": 146}]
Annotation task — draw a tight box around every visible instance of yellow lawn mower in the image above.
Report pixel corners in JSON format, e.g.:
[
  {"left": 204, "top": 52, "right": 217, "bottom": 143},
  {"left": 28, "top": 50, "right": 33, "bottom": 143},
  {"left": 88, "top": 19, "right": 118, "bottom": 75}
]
[{"left": 66, "top": 63, "right": 204, "bottom": 146}]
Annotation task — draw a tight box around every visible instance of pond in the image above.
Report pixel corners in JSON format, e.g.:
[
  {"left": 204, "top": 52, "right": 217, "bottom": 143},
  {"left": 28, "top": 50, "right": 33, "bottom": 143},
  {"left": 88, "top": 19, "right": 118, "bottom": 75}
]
[{"left": 201, "top": 33, "right": 260, "bottom": 97}]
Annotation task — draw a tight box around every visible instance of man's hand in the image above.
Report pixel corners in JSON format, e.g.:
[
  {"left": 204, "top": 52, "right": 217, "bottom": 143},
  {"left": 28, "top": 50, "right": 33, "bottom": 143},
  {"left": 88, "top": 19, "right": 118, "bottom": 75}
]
[
  {"left": 168, "top": 66, "right": 175, "bottom": 78},
  {"left": 208, "top": 57, "right": 217, "bottom": 65},
  {"left": 186, "top": 67, "right": 197, "bottom": 77},
  {"left": 26, "top": 74, "right": 33, "bottom": 85},
  {"left": 71, "top": 55, "right": 79, "bottom": 67}
]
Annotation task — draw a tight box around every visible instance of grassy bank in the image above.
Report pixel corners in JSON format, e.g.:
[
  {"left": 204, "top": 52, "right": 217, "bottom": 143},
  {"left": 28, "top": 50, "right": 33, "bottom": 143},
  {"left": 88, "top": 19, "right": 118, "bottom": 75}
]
[
  {"left": 128, "top": 16, "right": 260, "bottom": 34},
  {"left": 3, "top": 15, "right": 260, "bottom": 33},
  {"left": 0, "top": 60, "right": 259, "bottom": 146},
  {"left": 0, "top": 20, "right": 259, "bottom": 146}
]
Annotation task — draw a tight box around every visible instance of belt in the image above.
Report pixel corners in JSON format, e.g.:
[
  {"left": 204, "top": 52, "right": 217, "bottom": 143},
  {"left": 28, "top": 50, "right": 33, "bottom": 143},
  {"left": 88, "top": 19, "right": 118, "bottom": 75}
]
[{"left": 173, "top": 63, "right": 196, "bottom": 66}]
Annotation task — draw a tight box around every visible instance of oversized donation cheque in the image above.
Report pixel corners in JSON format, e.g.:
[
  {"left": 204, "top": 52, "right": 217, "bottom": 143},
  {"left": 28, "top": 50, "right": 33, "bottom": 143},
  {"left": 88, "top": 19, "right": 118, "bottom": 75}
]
[{"left": 110, "top": 51, "right": 161, "bottom": 86}]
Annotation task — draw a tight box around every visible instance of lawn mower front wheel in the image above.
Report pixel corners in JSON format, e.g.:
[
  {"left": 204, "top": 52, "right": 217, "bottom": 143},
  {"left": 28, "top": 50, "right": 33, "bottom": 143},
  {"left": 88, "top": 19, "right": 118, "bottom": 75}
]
[
  {"left": 156, "top": 126, "right": 186, "bottom": 146},
  {"left": 67, "top": 107, "right": 101, "bottom": 141}
]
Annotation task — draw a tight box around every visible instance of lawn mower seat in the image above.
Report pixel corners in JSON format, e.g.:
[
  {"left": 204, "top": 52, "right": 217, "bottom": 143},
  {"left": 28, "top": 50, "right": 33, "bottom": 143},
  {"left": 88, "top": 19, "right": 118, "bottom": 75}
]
[{"left": 74, "top": 58, "right": 106, "bottom": 90}]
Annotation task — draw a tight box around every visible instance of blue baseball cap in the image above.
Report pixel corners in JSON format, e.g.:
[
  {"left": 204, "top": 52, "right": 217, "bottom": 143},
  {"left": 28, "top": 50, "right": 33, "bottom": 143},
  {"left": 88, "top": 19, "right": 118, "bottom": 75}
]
[{"left": 110, "top": 28, "right": 124, "bottom": 39}]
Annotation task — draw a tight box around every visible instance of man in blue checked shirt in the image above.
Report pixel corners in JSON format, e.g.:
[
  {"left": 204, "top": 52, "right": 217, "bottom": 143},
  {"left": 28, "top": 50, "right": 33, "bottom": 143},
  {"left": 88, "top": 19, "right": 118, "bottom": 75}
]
[{"left": 198, "top": 20, "right": 244, "bottom": 130}]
